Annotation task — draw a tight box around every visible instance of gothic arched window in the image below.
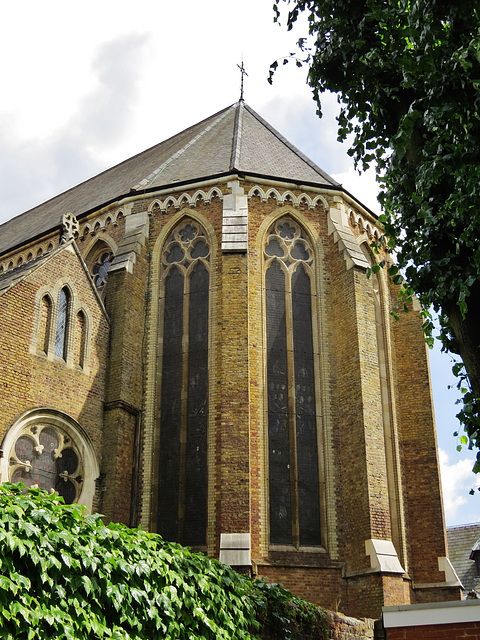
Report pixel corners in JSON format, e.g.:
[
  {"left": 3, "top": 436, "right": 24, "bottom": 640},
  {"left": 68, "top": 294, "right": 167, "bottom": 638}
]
[
  {"left": 1, "top": 409, "right": 100, "bottom": 511},
  {"left": 157, "top": 218, "right": 210, "bottom": 548},
  {"left": 55, "top": 287, "right": 70, "bottom": 359},
  {"left": 39, "top": 294, "right": 53, "bottom": 354},
  {"left": 85, "top": 242, "right": 114, "bottom": 299},
  {"left": 265, "top": 217, "right": 322, "bottom": 548},
  {"left": 74, "top": 310, "right": 87, "bottom": 368},
  {"left": 91, "top": 250, "right": 114, "bottom": 296},
  {"left": 9, "top": 423, "right": 82, "bottom": 504}
]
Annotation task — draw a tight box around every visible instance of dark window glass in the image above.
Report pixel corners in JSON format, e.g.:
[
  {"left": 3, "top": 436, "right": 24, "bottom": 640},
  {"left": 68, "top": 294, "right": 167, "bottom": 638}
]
[
  {"left": 266, "top": 261, "right": 292, "bottom": 545},
  {"left": 292, "top": 266, "right": 321, "bottom": 546},
  {"left": 157, "top": 220, "right": 210, "bottom": 547},
  {"left": 265, "top": 218, "right": 321, "bottom": 548},
  {"left": 185, "top": 261, "right": 209, "bottom": 546},
  {"left": 158, "top": 266, "right": 184, "bottom": 542}
]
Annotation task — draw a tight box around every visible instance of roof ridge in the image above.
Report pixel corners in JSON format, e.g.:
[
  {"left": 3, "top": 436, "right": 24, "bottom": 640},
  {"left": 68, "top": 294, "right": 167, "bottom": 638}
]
[
  {"left": 230, "top": 100, "right": 244, "bottom": 171},
  {"left": 134, "top": 104, "right": 238, "bottom": 191}
]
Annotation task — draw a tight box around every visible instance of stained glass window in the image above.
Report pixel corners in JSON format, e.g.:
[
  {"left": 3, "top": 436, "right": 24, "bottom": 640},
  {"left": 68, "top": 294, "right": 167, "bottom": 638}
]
[
  {"left": 55, "top": 287, "right": 70, "bottom": 359},
  {"left": 265, "top": 217, "right": 321, "bottom": 548},
  {"left": 39, "top": 295, "right": 52, "bottom": 354},
  {"left": 9, "top": 423, "right": 83, "bottom": 504},
  {"left": 91, "top": 251, "right": 114, "bottom": 296},
  {"left": 157, "top": 219, "right": 209, "bottom": 547}
]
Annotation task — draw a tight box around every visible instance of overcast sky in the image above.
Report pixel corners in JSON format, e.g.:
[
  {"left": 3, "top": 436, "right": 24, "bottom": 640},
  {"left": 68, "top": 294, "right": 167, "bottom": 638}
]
[{"left": 1, "top": 0, "right": 478, "bottom": 526}]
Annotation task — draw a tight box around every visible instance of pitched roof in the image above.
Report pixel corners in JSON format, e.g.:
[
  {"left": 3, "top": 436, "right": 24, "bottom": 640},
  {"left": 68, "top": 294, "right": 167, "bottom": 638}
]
[
  {"left": 0, "top": 101, "right": 340, "bottom": 257},
  {"left": 447, "top": 523, "right": 480, "bottom": 593}
]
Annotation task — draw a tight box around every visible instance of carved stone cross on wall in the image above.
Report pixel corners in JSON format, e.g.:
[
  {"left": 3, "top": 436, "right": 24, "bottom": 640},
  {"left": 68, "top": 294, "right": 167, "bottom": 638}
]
[{"left": 62, "top": 212, "right": 79, "bottom": 242}]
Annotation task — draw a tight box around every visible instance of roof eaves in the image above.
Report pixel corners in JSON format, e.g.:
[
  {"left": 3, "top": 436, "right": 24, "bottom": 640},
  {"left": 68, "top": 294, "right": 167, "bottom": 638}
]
[
  {"left": 0, "top": 243, "right": 67, "bottom": 296},
  {"left": 230, "top": 100, "right": 244, "bottom": 171}
]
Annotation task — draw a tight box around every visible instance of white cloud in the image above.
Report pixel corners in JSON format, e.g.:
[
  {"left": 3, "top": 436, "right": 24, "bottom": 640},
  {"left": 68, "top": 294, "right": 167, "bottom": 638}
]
[
  {"left": 439, "top": 449, "right": 480, "bottom": 525},
  {"left": 332, "top": 166, "right": 381, "bottom": 215}
]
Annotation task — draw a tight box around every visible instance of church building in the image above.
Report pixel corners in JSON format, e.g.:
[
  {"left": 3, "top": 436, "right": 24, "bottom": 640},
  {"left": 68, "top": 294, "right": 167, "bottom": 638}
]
[{"left": 0, "top": 101, "right": 461, "bottom": 618}]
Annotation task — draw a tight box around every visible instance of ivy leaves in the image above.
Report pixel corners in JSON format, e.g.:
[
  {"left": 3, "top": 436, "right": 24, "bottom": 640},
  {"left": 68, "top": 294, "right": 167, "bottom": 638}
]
[{"left": 0, "top": 485, "right": 326, "bottom": 640}]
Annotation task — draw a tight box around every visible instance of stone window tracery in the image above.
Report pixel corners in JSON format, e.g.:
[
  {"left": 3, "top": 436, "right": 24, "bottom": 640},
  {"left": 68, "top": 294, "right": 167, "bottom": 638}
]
[
  {"left": 157, "top": 218, "right": 210, "bottom": 548},
  {"left": 1, "top": 410, "right": 99, "bottom": 511},
  {"left": 8, "top": 422, "right": 83, "bottom": 504},
  {"left": 264, "top": 216, "right": 322, "bottom": 548}
]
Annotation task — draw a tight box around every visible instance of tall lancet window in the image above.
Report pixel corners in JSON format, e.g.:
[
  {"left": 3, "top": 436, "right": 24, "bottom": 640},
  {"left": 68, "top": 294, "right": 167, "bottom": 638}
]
[
  {"left": 157, "top": 219, "right": 209, "bottom": 548},
  {"left": 55, "top": 287, "right": 70, "bottom": 360},
  {"left": 265, "top": 217, "right": 321, "bottom": 548}
]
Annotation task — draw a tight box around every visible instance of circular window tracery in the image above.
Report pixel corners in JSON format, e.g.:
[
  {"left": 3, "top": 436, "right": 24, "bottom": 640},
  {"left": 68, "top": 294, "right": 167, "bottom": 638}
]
[{"left": 8, "top": 422, "right": 83, "bottom": 504}]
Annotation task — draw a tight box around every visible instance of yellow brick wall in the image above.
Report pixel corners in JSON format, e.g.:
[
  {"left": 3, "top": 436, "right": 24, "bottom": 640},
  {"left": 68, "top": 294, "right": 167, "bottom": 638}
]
[{"left": 0, "top": 178, "right": 456, "bottom": 619}]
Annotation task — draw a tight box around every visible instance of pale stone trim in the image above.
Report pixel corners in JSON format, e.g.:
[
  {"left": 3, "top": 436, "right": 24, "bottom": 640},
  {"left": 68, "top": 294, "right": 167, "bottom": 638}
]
[
  {"left": 82, "top": 234, "right": 118, "bottom": 264},
  {"left": 0, "top": 233, "right": 59, "bottom": 274},
  {"left": 383, "top": 599, "right": 480, "bottom": 628},
  {"left": 328, "top": 199, "right": 370, "bottom": 270},
  {"left": 221, "top": 180, "right": 248, "bottom": 252},
  {"left": 438, "top": 556, "right": 463, "bottom": 587},
  {"left": 79, "top": 206, "right": 126, "bottom": 241},
  {"left": 147, "top": 187, "right": 224, "bottom": 214},
  {"left": 365, "top": 538, "right": 405, "bottom": 573},
  {"left": 247, "top": 185, "right": 328, "bottom": 211},
  {"left": 109, "top": 211, "right": 149, "bottom": 275},
  {"left": 219, "top": 533, "right": 251, "bottom": 566}
]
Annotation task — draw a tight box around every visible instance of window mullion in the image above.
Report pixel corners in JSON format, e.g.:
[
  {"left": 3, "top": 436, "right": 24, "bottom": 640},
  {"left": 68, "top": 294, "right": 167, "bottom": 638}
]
[
  {"left": 285, "top": 268, "right": 299, "bottom": 549},
  {"left": 178, "top": 268, "right": 190, "bottom": 543}
]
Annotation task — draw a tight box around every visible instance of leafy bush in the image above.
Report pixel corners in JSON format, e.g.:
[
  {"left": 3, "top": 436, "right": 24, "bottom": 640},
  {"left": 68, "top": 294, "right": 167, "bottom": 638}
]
[{"left": 0, "top": 484, "right": 326, "bottom": 640}]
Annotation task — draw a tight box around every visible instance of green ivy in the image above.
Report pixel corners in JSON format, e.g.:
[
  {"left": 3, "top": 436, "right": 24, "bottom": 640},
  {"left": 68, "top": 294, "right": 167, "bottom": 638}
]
[{"left": 0, "top": 485, "right": 326, "bottom": 640}]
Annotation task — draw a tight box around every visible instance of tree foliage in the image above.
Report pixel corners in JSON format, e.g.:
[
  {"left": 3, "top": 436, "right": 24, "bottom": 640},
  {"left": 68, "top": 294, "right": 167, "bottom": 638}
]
[
  {"left": 271, "top": 0, "right": 480, "bottom": 463},
  {"left": 0, "top": 484, "right": 326, "bottom": 640}
]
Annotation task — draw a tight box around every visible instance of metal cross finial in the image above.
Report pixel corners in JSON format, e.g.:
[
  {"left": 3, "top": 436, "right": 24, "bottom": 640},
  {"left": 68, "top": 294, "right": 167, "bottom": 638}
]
[{"left": 237, "top": 61, "right": 248, "bottom": 101}]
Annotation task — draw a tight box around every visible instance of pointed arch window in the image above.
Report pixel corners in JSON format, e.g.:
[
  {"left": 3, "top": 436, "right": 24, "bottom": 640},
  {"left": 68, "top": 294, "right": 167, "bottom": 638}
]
[
  {"left": 39, "top": 294, "right": 53, "bottom": 354},
  {"left": 1, "top": 409, "right": 100, "bottom": 511},
  {"left": 85, "top": 242, "right": 114, "bottom": 298},
  {"left": 91, "top": 251, "right": 114, "bottom": 296},
  {"left": 55, "top": 287, "right": 70, "bottom": 359},
  {"left": 157, "top": 219, "right": 210, "bottom": 548},
  {"left": 265, "top": 217, "right": 322, "bottom": 548},
  {"left": 74, "top": 310, "right": 87, "bottom": 368}
]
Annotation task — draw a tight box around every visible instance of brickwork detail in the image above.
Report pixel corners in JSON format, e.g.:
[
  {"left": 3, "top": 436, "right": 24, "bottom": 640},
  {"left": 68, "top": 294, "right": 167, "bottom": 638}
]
[
  {"left": 386, "top": 621, "right": 480, "bottom": 639},
  {"left": 0, "top": 176, "right": 457, "bottom": 620}
]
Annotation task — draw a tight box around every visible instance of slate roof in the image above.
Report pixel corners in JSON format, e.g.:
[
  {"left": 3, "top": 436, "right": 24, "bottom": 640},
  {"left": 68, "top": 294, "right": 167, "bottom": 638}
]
[
  {"left": 0, "top": 101, "right": 340, "bottom": 257},
  {"left": 447, "top": 523, "right": 480, "bottom": 594},
  {"left": 0, "top": 253, "right": 52, "bottom": 296}
]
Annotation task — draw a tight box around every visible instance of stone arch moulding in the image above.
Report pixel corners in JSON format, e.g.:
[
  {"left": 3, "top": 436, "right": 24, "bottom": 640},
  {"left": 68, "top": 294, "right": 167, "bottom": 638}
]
[
  {"left": 30, "top": 285, "right": 55, "bottom": 357},
  {"left": 257, "top": 206, "right": 336, "bottom": 558},
  {"left": 147, "top": 187, "right": 224, "bottom": 215},
  {"left": 0, "top": 408, "right": 100, "bottom": 512},
  {"left": 79, "top": 208, "right": 124, "bottom": 241},
  {"left": 140, "top": 209, "right": 218, "bottom": 554},
  {"left": 83, "top": 237, "right": 118, "bottom": 299},
  {"left": 247, "top": 186, "right": 328, "bottom": 211},
  {"left": 83, "top": 234, "right": 118, "bottom": 263}
]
